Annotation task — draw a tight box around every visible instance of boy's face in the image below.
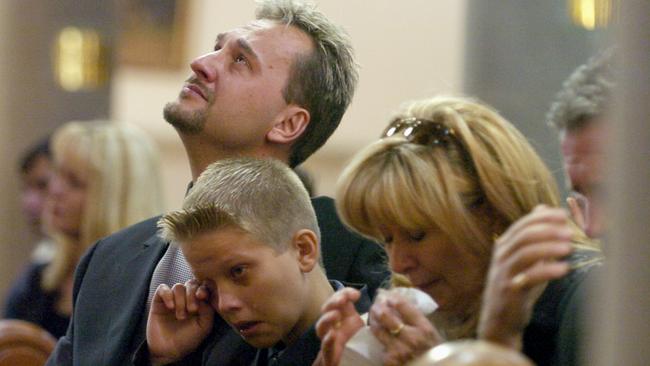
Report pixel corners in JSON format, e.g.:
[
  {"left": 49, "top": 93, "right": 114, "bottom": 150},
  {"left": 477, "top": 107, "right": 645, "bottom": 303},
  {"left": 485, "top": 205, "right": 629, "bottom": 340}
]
[{"left": 181, "top": 226, "right": 310, "bottom": 348}]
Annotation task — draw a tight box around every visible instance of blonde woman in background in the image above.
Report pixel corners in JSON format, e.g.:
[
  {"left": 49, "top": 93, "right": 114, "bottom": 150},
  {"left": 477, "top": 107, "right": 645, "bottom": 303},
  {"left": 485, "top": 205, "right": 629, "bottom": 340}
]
[
  {"left": 315, "top": 96, "right": 602, "bottom": 366},
  {"left": 4, "top": 121, "right": 164, "bottom": 338}
]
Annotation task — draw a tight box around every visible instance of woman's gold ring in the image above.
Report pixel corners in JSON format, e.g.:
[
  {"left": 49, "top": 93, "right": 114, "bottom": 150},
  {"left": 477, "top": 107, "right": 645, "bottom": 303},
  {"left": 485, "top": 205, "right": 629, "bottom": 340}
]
[
  {"left": 512, "top": 273, "right": 528, "bottom": 289},
  {"left": 389, "top": 322, "right": 405, "bottom": 337}
]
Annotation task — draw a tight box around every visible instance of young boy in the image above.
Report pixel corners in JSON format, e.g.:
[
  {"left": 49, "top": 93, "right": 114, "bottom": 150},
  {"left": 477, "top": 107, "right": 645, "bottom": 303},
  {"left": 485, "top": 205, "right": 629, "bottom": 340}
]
[{"left": 145, "top": 157, "right": 370, "bottom": 365}]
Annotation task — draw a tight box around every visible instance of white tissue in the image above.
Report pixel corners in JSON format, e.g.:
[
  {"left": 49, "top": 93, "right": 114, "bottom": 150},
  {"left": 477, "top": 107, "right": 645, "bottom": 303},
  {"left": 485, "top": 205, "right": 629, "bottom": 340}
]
[
  {"left": 339, "top": 323, "right": 384, "bottom": 366},
  {"left": 387, "top": 287, "right": 438, "bottom": 315},
  {"left": 339, "top": 287, "right": 438, "bottom": 366}
]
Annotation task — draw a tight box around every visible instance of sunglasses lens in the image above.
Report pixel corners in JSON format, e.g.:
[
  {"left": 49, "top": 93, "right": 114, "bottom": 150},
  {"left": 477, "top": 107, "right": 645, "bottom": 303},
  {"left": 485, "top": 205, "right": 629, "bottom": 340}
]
[
  {"left": 382, "top": 118, "right": 455, "bottom": 147},
  {"left": 385, "top": 126, "right": 397, "bottom": 137}
]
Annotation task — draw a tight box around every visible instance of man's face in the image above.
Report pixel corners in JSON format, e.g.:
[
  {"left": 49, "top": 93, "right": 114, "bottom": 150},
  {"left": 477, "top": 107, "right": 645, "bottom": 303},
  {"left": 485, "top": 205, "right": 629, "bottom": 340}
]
[
  {"left": 164, "top": 20, "right": 312, "bottom": 153},
  {"left": 181, "top": 226, "right": 310, "bottom": 349},
  {"left": 21, "top": 155, "right": 52, "bottom": 234},
  {"left": 561, "top": 119, "right": 607, "bottom": 237}
]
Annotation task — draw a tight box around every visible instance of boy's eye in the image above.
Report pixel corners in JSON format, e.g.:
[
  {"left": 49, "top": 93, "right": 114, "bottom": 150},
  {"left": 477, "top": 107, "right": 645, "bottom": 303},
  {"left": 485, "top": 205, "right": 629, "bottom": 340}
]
[{"left": 229, "top": 265, "right": 247, "bottom": 279}]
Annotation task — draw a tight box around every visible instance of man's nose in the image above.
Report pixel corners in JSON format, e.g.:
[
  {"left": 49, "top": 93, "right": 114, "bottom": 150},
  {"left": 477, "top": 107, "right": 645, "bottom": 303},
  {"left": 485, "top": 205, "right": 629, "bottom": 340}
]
[{"left": 190, "top": 52, "right": 220, "bottom": 82}]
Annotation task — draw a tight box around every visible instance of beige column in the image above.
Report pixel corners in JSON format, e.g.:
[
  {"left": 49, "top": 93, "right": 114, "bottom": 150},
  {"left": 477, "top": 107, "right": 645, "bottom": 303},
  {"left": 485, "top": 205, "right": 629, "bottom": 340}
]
[
  {"left": 593, "top": 0, "right": 650, "bottom": 364},
  {"left": 0, "top": 0, "right": 36, "bottom": 306}
]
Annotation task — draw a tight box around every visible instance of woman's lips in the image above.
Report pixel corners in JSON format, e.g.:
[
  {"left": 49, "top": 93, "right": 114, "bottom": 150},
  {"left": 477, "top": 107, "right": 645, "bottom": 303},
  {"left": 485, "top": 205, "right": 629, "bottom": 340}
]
[{"left": 415, "top": 279, "right": 442, "bottom": 295}]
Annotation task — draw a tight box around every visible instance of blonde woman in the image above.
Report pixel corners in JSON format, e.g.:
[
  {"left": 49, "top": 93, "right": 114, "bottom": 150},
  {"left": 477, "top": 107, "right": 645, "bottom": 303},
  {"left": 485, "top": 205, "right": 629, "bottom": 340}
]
[
  {"left": 4, "top": 121, "right": 164, "bottom": 338},
  {"left": 315, "top": 96, "right": 601, "bottom": 366}
]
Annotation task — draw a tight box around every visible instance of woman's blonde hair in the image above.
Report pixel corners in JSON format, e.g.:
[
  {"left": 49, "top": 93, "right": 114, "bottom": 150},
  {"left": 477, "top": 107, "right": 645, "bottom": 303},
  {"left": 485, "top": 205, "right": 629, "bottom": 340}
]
[
  {"left": 338, "top": 96, "right": 561, "bottom": 255},
  {"left": 337, "top": 96, "right": 592, "bottom": 338},
  {"left": 42, "top": 120, "right": 164, "bottom": 291}
]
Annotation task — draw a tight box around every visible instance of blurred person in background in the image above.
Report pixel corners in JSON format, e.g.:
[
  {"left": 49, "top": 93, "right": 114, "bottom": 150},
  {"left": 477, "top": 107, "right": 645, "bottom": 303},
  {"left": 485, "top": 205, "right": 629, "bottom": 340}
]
[
  {"left": 316, "top": 96, "right": 602, "bottom": 366},
  {"left": 18, "top": 137, "right": 55, "bottom": 263},
  {"left": 4, "top": 120, "right": 164, "bottom": 338},
  {"left": 546, "top": 51, "right": 614, "bottom": 239}
]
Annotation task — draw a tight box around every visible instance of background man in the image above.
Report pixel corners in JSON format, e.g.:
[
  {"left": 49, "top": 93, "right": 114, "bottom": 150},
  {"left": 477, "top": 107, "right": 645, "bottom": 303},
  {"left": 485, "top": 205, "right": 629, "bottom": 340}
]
[
  {"left": 546, "top": 51, "right": 613, "bottom": 238},
  {"left": 46, "top": 1, "right": 387, "bottom": 365}
]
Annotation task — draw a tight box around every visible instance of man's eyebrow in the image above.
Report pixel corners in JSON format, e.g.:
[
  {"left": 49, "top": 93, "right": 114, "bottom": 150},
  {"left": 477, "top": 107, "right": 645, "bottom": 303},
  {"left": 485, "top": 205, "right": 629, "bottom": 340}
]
[
  {"left": 214, "top": 33, "right": 259, "bottom": 63},
  {"left": 236, "top": 38, "right": 259, "bottom": 62}
]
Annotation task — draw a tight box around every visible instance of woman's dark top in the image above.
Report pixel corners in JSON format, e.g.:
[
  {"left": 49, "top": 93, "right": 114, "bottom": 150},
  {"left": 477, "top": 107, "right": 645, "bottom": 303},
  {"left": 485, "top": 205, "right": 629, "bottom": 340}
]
[{"left": 4, "top": 262, "right": 70, "bottom": 338}]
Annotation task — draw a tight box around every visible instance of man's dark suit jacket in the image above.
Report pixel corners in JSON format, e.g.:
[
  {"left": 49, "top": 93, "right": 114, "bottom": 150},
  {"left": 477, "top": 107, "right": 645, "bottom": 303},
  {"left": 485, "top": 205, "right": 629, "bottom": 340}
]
[{"left": 46, "top": 196, "right": 388, "bottom": 365}]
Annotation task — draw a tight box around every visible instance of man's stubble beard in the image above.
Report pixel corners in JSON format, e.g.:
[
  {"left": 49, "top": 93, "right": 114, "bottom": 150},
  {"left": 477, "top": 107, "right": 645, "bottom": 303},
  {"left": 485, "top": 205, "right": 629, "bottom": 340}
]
[{"left": 163, "top": 101, "right": 208, "bottom": 135}]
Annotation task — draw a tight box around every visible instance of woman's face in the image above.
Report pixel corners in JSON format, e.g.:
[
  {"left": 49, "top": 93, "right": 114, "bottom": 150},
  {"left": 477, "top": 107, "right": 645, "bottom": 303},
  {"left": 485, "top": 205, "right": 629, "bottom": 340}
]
[
  {"left": 380, "top": 224, "right": 487, "bottom": 315},
  {"left": 47, "top": 159, "right": 88, "bottom": 239}
]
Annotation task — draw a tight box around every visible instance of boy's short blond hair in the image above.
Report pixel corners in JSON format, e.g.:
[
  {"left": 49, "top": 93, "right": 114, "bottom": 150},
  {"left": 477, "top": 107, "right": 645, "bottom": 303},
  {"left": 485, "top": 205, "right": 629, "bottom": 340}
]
[{"left": 158, "top": 157, "right": 320, "bottom": 252}]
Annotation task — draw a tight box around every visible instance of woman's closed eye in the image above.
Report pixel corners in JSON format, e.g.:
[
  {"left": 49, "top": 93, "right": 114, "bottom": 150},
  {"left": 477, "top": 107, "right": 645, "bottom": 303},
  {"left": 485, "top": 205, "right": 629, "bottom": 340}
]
[
  {"left": 408, "top": 230, "right": 426, "bottom": 242},
  {"left": 380, "top": 230, "right": 425, "bottom": 246}
]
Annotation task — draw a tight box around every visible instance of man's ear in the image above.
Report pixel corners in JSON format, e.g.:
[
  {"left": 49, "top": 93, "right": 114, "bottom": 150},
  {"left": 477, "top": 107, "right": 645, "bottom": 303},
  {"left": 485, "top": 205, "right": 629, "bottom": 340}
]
[
  {"left": 291, "top": 229, "right": 319, "bottom": 273},
  {"left": 267, "top": 105, "right": 310, "bottom": 145}
]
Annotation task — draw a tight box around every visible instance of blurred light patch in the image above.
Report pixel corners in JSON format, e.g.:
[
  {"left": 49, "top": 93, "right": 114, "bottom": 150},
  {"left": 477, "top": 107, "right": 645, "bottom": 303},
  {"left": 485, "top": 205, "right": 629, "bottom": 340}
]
[
  {"left": 569, "top": 0, "right": 618, "bottom": 30},
  {"left": 54, "top": 27, "right": 109, "bottom": 91}
]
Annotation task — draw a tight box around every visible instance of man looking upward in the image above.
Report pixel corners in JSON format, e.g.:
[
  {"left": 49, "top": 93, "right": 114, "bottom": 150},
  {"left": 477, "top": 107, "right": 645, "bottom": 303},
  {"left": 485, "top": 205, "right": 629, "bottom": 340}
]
[{"left": 46, "top": 1, "right": 387, "bottom": 365}]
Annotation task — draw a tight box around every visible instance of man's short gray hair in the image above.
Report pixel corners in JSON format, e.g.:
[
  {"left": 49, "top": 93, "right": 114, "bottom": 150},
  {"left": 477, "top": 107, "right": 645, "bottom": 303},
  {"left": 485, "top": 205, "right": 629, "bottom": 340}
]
[
  {"left": 158, "top": 157, "right": 320, "bottom": 251},
  {"left": 546, "top": 50, "right": 615, "bottom": 132},
  {"left": 256, "top": 0, "right": 359, "bottom": 167}
]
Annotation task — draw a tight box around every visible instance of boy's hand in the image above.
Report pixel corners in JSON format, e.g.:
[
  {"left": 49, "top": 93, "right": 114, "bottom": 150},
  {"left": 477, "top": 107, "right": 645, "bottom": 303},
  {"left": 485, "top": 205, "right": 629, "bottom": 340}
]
[{"left": 147, "top": 279, "right": 215, "bottom": 365}]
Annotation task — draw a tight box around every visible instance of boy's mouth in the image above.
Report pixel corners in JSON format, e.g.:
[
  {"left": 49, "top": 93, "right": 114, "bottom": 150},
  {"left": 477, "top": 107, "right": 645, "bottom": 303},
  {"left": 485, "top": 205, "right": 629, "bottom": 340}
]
[{"left": 233, "top": 320, "right": 262, "bottom": 336}]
